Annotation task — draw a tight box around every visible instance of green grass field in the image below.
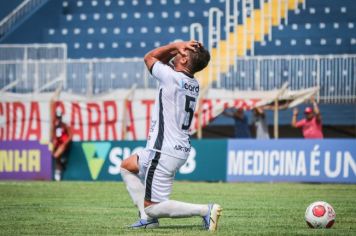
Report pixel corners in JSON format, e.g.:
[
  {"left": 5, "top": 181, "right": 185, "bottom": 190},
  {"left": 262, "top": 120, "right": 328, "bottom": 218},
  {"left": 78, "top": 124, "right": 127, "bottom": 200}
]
[{"left": 0, "top": 181, "right": 355, "bottom": 236}]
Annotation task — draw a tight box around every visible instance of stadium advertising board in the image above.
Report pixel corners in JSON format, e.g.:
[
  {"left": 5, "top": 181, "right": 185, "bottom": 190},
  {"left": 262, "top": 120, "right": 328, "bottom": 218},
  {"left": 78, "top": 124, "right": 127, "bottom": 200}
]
[
  {"left": 63, "top": 140, "right": 227, "bottom": 181},
  {"left": 0, "top": 94, "right": 258, "bottom": 142},
  {"left": 227, "top": 139, "right": 356, "bottom": 183},
  {"left": 0, "top": 141, "right": 52, "bottom": 180}
]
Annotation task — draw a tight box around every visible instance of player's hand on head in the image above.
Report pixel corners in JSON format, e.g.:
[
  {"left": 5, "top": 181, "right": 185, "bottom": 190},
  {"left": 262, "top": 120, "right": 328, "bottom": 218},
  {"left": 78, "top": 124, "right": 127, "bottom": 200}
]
[
  {"left": 186, "top": 40, "right": 202, "bottom": 51},
  {"left": 175, "top": 40, "right": 201, "bottom": 56}
]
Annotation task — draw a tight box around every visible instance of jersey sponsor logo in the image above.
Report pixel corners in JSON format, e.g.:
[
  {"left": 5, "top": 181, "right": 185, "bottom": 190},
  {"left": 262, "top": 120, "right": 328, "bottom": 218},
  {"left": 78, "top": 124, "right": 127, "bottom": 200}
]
[
  {"left": 183, "top": 83, "right": 199, "bottom": 93},
  {"left": 180, "top": 80, "right": 199, "bottom": 95},
  {"left": 174, "top": 144, "right": 191, "bottom": 153}
]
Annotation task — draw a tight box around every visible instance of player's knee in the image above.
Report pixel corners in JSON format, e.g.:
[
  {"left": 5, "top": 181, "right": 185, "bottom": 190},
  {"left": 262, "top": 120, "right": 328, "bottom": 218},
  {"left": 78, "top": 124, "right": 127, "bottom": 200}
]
[
  {"left": 120, "top": 155, "right": 133, "bottom": 169},
  {"left": 120, "top": 158, "right": 129, "bottom": 169},
  {"left": 144, "top": 200, "right": 154, "bottom": 208},
  {"left": 120, "top": 154, "right": 139, "bottom": 173}
]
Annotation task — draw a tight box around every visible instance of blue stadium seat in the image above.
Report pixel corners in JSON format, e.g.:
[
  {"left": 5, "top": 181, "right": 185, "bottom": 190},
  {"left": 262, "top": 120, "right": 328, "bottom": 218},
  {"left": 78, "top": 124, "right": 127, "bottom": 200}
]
[
  {"left": 0, "top": 0, "right": 23, "bottom": 19},
  {"left": 256, "top": 0, "right": 356, "bottom": 55},
  {"left": 2, "top": 0, "right": 227, "bottom": 58},
  {"left": 1, "top": 0, "right": 355, "bottom": 57}
]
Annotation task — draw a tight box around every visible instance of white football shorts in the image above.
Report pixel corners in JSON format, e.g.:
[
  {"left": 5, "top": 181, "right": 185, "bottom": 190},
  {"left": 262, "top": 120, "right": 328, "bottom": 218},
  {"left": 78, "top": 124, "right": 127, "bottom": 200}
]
[{"left": 137, "top": 148, "right": 186, "bottom": 203}]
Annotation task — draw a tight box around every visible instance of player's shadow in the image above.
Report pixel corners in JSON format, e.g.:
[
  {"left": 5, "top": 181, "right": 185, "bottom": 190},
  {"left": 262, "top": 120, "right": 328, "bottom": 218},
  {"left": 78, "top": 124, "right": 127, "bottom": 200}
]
[
  {"left": 154, "top": 224, "right": 202, "bottom": 230},
  {"left": 122, "top": 223, "right": 202, "bottom": 230}
]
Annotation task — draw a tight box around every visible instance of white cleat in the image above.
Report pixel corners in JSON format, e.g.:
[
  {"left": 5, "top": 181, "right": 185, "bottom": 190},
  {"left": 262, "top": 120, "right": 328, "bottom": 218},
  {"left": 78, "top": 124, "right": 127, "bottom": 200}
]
[
  {"left": 203, "top": 204, "right": 222, "bottom": 231},
  {"left": 130, "top": 218, "right": 159, "bottom": 229}
]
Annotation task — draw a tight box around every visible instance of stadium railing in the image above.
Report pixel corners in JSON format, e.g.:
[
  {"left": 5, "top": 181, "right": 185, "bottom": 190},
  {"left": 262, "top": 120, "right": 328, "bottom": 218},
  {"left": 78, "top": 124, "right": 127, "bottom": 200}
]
[
  {"left": 0, "top": 0, "right": 49, "bottom": 42},
  {"left": 0, "top": 45, "right": 355, "bottom": 103},
  {"left": 0, "top": 44, "right": 66, "bottom": 93},
  {"left": 217, "top": 54, "right": 356, "bottom": 103}
]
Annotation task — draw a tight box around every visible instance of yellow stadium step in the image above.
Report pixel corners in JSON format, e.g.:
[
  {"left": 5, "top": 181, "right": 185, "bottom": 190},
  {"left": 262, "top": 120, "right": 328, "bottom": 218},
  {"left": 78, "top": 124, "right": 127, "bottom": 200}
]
[
  {"left": 213, "top": 49, "right": 226, "bottom": 74},
  {"left": 219, "top": 41, "right": 230, "bottom": 73},
  {"left": 202, "top": 0, "right": 303, "bottom": 86},
  {"left": 272, "top": 0, "right": 278, "bottom": 25},
  {"left": 227, "top": 32, "right": 237, "bottom": 62},
  {"left": 263, "top": 1, "right": 271, "bottom": 35},
  {"left": 246, "top": 18, "right": 254, "bottom": 49},
  {"left": 271, "top": 0, "right": 289, "bottom": 25},
  {"left": 235, "top": 23, "right": 252, "bottom": 54},
  {"left": 196, "top": 69, "right": 210, "bottom": 87},
  {"left": 207, "top": 48, "right": 220, "bottom": 79},
  {"left": 236, "top": 25, "right": 245, "bottom": 56},
  {"left": 253, "top": 9, "right": 263, "bottom": 42},
  {"left": 281, "top": 0, "right": 287, "bottom": 19},
  {"left": 288, "top": 0, "right": 298, "bottom": 10},
  {"left": 196, "top": 64, "right": 217, "bottom": 87}
]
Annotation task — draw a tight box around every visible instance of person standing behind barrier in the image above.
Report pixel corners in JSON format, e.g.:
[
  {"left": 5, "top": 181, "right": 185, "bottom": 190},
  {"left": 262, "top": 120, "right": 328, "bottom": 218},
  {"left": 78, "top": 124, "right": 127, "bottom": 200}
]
[
  {"left": 291, "top": 97, "right": 324, "bottom": 139},
  {"left": 50, "top": 104, "right": 73, "bottom": 181},
  {"left": 252, "top": 107, "right": 270, "bottom": 139},
  {"left": 223, "top": 108, "right": 251, "bottom": 138}
]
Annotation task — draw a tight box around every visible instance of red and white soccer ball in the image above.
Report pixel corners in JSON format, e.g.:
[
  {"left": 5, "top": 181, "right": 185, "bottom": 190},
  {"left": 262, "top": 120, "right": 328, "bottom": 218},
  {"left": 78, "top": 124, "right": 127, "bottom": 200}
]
[{"left": 305, "top": 201, "right": 336, "bottom": 229}]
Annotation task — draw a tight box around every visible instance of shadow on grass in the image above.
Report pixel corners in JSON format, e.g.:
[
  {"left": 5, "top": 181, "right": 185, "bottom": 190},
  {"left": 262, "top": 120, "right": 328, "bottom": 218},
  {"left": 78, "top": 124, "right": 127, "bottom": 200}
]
[
  {"left": 156, "top": 224, "right": 202, "bottom": 230},
  {"left": 120, "top": 224, "right": 203, "bottom": 231}
]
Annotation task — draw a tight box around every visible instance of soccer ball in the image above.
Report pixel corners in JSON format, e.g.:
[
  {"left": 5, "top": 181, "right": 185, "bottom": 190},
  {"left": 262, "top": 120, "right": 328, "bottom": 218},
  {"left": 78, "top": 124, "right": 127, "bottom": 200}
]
[{"left": 305, "top": 201, "right": 336, "bottom": 229}]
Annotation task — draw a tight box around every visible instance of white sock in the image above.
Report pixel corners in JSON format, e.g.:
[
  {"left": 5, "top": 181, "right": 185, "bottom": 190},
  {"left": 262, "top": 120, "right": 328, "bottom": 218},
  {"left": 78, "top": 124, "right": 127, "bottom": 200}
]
[
  {"left": 120, "top": 168, "right": 148, "bottom": 220},
  {"left": 145, "top": 200, "right": 209, "bottom": 218},
  {"left": 54, "top": 169, "right": 61, "bottom": 181}
]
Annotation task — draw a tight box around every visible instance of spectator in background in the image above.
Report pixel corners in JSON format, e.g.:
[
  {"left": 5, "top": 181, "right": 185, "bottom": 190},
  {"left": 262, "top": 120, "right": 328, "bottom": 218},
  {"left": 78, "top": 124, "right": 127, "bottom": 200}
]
[
  {"left": 223, "top": 108, "right": 251, "bottom": 138},
  {"left": 51, "top": 107, "right": 72, "bottom": 181},
  {"left": 252, "top": 107, "right": 270, "bottom": 139},
  {"left": 291, "top": 97, "right": 324, "bottom": 139}
]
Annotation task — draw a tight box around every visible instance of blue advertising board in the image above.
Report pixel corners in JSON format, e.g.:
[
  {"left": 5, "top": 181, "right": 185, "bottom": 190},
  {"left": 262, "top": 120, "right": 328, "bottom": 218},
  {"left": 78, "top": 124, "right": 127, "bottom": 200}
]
[
  {"left": 63, "top": 139, "right": 227, "bottom": 181},
  {"left": 227, "top": 139, "right": 356, "bottom": 183},
  {"left": 5, "top": 139, "right": 352, "bottom": 183}
]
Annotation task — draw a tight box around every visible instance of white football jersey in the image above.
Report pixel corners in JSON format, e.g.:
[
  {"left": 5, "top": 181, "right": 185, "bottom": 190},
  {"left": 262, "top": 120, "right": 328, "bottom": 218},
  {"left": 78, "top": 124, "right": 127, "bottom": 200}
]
[{"left": 146, "top": 61, "right": 199, "bottom": 159}]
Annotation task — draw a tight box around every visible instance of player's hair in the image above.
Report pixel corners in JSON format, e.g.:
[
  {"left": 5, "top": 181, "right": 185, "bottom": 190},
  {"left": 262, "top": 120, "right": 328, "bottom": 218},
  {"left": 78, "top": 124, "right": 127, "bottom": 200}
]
[{"left": 187, "top": 45, "right": 210, "bottom": 74}]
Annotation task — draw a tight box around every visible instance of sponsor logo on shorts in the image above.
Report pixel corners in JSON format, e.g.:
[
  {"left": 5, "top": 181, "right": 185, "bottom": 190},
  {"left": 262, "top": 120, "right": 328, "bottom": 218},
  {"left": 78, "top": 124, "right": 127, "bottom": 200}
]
[
  {"left": 149, "top": 120, "right": 157, "bottom": 133},
  {"left": 174, "top": 144, "right": 191, "bottom": 153}
]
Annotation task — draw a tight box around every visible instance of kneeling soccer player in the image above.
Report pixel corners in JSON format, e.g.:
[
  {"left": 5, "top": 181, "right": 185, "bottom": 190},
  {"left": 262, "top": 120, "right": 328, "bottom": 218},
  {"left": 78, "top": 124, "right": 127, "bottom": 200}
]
[{"left": 120, "top": 40, "right": 222, "bottom": 231}]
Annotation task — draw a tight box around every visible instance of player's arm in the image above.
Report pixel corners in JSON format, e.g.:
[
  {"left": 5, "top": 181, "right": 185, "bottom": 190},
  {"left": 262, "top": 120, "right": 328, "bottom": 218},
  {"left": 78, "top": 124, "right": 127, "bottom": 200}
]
[
  {"left": 311, "top": 96, "right": 322, "bottom": 122},
  {"left": 66, "top": 124, "right": 73, "bottom": 142},
  {"left": 49, "top": 89, "right": 61, "bottom": 142},
  {"left": 255, "top": 107, "right": 265, "bottom": 118},
  {"left": 63, "top": 124, "right": 73, "bottom": 146},
  {"left": 144, "top": 41, "right": 199, "bottom": 72},
  {"left": 50, "top": 99, "right": 56, "bottom": 143}
]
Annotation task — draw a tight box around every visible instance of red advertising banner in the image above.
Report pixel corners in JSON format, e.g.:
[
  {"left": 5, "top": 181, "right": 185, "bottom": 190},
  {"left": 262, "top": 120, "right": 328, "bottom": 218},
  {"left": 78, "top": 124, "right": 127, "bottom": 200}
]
[{"left": 0, "top": 94, "right": 259, "bottom": 142}]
